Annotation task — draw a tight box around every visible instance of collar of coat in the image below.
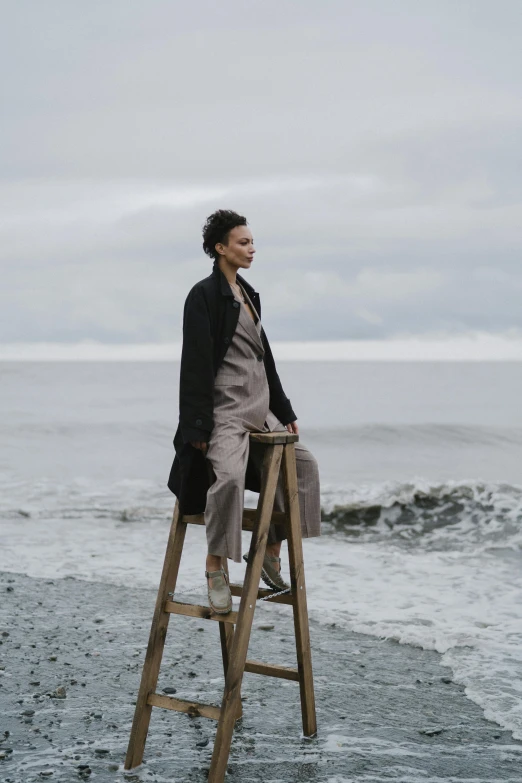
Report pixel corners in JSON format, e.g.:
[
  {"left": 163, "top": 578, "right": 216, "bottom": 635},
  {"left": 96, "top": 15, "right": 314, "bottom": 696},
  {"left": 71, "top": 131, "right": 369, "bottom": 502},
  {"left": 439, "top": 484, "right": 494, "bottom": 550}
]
[{"left": 211, "top": 262, "right": 258, "bottom": 300}]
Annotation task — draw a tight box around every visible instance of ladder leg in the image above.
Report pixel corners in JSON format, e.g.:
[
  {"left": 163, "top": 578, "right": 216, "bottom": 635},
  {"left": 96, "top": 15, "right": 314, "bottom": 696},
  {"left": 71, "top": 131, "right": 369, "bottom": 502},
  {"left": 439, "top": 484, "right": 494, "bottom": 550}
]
[
  {"left": 219, "top": 561, "right": 242, "bottom": 719},
  {"left": 208, "top": 444, "right": 283, "bottom": 783},
  {"left": 283, "top": 444, "right": 317, "bottom": 737},
  {"left": 125, "top": 501, "right": 187, "bottom": 769}
]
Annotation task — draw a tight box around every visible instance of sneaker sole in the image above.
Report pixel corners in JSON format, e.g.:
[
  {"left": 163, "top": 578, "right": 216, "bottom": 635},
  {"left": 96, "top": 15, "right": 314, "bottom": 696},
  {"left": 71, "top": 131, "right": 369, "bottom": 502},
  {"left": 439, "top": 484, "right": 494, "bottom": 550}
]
[
  {"left": 243, "top": 554, "right": 290, "bottom": 592},
  {"left": 208, "top": 599, "right": 233, "bottom": 615},
  {"left": 260, "top": 567, "right": 290, "bottom": 592}
]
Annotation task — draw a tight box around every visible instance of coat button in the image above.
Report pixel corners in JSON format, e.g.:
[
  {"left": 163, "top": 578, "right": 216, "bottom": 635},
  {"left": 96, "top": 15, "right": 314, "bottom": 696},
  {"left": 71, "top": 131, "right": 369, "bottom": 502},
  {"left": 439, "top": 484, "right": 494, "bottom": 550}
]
[
  {"left": 224, "top": 337, "right": 230, "bottom": 344},
  {"left": 232, "top": 301, "right": 240, "bottom": 309},
  {"left": 195, "top": 418, "right": 202, "bottom": 426},
  {"left": 256, "top": 354, "right": 263, "bottom": 362}
]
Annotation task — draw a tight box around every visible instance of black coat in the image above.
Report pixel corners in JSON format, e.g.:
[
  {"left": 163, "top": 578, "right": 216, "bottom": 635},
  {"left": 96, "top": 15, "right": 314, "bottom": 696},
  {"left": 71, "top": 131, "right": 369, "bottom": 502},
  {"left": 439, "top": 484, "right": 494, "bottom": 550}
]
[{"left": 167, "top": 263, "right": 297, "bottom": 514}]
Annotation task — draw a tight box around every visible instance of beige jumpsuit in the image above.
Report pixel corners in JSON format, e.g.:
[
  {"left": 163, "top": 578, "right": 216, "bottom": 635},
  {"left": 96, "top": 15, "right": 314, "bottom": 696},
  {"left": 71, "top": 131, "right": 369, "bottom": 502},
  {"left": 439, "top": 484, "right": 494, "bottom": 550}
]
[{"left": 204, "top": 283, "right": 321, "bottom": 562}]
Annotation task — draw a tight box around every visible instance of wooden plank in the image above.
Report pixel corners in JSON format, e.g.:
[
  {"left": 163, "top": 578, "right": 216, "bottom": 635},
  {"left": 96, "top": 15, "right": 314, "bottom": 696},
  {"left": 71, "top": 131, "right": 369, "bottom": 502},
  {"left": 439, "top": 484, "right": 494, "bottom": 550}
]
[
  {"left": 283, "top": 444, "right": 317, "bottom": 738},
  {"left": 208, "top": 444, "right": 283, "bottom": 783},
  {"left": 249, "top": 431, "right": 298, "bottom": 444},
  {"left": 165, "top": 600, "right": 237, "bottom": 625},
  {"left": 125, "top": 502, "right": 187, "bottom": 770},
  {"left": 181, "top": 513, "right": 207, "bottom": 526},
  {"left": 229, "top": 583, "right": 293, "bottom": 605},
  {"left": 219, "top": 622, "right": 232, "bottom": 675},
  {"left": 244, "top": 660, "right": 299, "bottom": 681},
  {"left": 183, "top": 507, "right": 288, "bottom": 531},
  {"left": 147, "top": 693, "right": 221, "bottom": 721},
  {"left": 243, "top": 508, "right": 288, "bottom": 527},
  {"left": 219, "top": 560, "right": 242, "bottom": 720},
  {"left": 218, "top": 559, "right": 234, "bottom": 675},
  {"left": 183, "top": 512, "right": 254, "bottom": 531}
]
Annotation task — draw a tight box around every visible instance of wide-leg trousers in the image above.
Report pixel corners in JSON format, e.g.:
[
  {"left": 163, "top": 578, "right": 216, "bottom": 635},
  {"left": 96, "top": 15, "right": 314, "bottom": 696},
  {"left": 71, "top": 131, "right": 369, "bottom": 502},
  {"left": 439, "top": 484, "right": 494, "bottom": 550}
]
[{"left": 204, "top": 419, "right": 321, "bottom": 563}]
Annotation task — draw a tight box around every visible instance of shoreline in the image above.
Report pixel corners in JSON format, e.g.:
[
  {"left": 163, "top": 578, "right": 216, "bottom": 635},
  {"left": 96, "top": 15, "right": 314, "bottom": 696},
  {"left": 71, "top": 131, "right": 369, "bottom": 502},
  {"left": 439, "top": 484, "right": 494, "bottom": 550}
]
[{"left": 1, "top": 571, "right": 521, "bottom": 782}]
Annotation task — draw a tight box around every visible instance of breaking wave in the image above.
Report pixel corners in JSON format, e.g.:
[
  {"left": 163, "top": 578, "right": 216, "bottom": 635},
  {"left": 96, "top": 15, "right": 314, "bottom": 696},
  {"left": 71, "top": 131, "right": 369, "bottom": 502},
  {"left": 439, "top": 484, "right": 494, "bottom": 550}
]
[{"left": 320, "top": 480, "right": 522, "bottom": 552}]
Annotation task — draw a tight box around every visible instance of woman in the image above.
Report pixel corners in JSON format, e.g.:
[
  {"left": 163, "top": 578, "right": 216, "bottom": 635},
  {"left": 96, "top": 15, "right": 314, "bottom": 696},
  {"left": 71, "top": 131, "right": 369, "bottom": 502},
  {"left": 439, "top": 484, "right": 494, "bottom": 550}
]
[{"left": 168, "top": 210, "right": 321, "bottom": 613}]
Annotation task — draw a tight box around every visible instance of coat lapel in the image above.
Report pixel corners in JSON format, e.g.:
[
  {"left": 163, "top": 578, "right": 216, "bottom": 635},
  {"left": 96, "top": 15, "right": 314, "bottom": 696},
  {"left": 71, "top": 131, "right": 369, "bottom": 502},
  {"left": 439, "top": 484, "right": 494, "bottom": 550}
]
[{"left": 237, "top": 295, "right": 264, "bottom": 352}]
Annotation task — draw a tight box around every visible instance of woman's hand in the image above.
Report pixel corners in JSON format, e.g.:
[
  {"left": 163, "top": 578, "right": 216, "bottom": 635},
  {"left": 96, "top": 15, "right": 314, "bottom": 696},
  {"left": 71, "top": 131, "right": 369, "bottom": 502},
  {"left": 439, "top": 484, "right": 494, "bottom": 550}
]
[
  {"left": 286, "top": 421, "right": 299, "bottom": 435},
  {"left": 191, "top": 441, "right": 208, "bottom": 454}
]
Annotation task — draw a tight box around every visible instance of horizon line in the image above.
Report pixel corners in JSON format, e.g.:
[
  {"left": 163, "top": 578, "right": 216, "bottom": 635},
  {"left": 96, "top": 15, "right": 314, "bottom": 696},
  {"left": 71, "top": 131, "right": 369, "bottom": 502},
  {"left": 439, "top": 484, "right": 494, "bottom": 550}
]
[{"left": 1, "top": 335, "right": 522, "bottom": 361}]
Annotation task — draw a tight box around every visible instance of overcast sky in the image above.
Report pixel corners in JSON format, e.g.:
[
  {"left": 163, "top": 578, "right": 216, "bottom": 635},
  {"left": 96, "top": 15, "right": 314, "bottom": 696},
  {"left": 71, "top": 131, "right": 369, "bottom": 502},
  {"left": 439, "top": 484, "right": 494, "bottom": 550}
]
[{"left": 1, "top": 0, "right": 522, "bottom": 343}]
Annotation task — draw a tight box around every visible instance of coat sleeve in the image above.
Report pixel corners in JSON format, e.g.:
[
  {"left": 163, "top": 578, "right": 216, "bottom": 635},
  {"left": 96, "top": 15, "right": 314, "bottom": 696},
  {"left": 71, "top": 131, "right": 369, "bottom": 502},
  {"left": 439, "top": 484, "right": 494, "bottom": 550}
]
[
  {"left": 179, "top": 286, "right": 215, "bottom": 445},
  {"left": 260, "top": 327, "right": 297, "bottom": 426}
]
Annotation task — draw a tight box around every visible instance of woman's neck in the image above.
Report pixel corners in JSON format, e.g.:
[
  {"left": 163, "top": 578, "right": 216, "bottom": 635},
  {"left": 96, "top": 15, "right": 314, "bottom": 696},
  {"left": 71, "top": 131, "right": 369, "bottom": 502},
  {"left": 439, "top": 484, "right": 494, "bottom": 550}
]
[{"left": 218, "top": 258, "right": 239, "bottom": 286}]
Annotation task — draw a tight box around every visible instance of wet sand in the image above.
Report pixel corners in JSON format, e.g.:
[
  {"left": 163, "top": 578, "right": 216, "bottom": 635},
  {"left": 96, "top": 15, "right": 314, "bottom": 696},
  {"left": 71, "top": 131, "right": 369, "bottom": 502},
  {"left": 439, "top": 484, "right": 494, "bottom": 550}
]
[{"left": 1, "top": 571, "right": 521, "bottom": 783}]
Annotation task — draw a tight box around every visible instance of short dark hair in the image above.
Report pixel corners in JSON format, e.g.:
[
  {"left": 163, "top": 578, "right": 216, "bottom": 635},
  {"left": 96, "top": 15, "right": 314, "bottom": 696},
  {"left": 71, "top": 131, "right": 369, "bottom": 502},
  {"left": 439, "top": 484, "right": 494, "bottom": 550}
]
[{"left": 202, "top": 209, "right": 248, "bottom": 262}]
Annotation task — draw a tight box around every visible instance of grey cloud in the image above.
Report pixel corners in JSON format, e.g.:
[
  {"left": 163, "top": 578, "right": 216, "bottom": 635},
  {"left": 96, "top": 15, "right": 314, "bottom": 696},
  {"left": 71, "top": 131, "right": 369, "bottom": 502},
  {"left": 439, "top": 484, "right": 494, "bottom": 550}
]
[{"left": 1, "top": 1, "right": 522, "bottom": 342}]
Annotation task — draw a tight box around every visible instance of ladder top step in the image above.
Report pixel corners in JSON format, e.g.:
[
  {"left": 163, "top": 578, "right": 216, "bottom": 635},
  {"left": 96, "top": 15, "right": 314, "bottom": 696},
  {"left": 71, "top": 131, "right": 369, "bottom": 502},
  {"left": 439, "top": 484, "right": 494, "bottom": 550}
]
[{"left": 249, "top": 431, "right": 298, "bottom": 444}]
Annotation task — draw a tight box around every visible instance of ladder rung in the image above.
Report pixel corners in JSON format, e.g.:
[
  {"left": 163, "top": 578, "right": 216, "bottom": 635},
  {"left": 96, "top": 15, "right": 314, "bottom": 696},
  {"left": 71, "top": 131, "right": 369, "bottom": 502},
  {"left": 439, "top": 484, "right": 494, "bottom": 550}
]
[
  {"left": 182, "top": 508, "right": 288, "bottom": 531},
  {"left": 229, "top": 583, "right": 293, "bottom": 605},
  {"left": 243, "top": 508, "right": 287, "bottom": 526},
  {"left": 165, "top": 600, "right": 238, "bottom": 624},
  {"left": 148, "top": 692, "right": 221, "bottom": 720},
  {"left": 244, "top": 660, "right": 299, "bottom": 681}
]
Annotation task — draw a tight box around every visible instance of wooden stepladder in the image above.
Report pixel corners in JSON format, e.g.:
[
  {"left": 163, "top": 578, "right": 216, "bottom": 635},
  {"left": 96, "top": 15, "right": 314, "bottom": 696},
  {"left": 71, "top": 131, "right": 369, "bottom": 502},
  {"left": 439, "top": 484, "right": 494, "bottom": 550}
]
[{"left": 124, "top": 431, "right": 317, "bottom": 783}]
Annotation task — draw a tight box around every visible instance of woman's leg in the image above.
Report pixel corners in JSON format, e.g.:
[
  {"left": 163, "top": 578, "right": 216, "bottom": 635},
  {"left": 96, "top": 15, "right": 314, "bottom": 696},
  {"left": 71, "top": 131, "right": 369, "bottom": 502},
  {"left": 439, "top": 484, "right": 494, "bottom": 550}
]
[
  {"left": 267, "top": 440, "right": 322, "bottom": 545},
  {"left": 204, "top": 427, "right": 249, "bottom": 564}
]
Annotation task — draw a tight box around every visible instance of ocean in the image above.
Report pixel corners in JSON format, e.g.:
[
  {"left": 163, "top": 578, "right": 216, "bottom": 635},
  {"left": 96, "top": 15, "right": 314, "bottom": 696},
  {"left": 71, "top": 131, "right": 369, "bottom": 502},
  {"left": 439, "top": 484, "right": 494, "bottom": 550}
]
[{"left": 1, "top": 360, "right": 521, "bottom": 742}]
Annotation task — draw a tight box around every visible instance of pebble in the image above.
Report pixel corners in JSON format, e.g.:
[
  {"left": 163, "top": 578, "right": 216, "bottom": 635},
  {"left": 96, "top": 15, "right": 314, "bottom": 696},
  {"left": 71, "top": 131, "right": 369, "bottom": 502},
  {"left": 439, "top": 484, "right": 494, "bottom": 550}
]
[
  {"left": 257, "top": 624, "right": 275, "bottom": 631},
  {"left": 196, "top": 738, "right": 209, "bottom": 748},
  {"left": 50, "top": 686, "right": 66, "bottom": 699},
  {"left": 441, "top": 676, "right": 453, "bottom": 684},
  {"left": 162, "top": 686, "right": 177, "bottom": 694},
  {"left": 22, "top": 709, "right": 35, "bottom": 716},
  {"left": 94, "top": 748, "right": 109, "bottom": 755},
  {"left": 419, "top": 727, "right": 445, "bottom": 736}
]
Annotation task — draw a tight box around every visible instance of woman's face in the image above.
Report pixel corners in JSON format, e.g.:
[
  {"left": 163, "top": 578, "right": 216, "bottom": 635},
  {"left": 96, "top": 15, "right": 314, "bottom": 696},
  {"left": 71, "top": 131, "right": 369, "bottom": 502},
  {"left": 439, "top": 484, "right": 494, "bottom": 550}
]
[{"left": 216, "top": 225, "right": 255, "bottom": 270}]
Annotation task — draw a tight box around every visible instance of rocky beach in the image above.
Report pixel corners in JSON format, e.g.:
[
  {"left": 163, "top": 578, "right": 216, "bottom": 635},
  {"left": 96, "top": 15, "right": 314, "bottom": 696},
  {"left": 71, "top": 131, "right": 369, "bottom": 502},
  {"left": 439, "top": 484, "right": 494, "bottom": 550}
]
[{"left": 1, "top": 570, "right": 521, "bottom": 783}]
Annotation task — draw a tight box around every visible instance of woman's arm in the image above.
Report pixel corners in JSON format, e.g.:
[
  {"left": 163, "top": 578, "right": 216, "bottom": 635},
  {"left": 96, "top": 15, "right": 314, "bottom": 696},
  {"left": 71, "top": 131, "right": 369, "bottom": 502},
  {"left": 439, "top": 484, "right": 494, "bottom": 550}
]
[
  {"left": 179, "top": 285, "right": 215, "bottom": 447},
  {"left": 260, "top": 327, "right": 298, "bottom": 427}
]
